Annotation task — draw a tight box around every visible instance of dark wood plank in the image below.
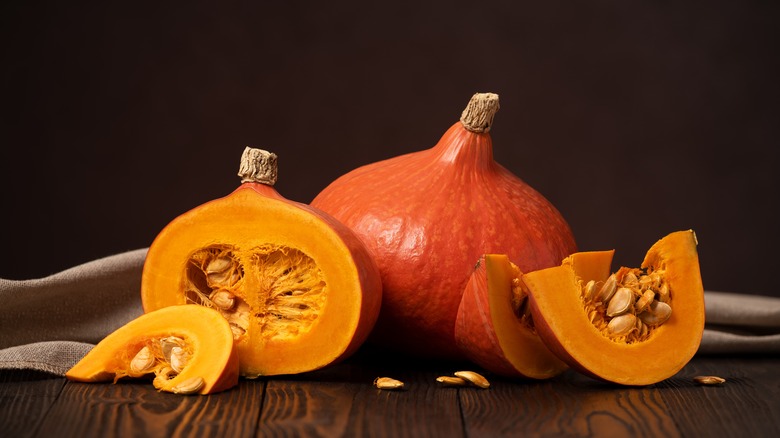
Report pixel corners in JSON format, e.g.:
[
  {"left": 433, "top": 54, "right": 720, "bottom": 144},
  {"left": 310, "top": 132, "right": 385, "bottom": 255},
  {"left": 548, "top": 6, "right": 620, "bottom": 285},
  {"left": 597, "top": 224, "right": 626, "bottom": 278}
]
[
  {"left": 3, "top": 354, "right": 780, "bottom": 437},
  {"left": 459, "top": 370, "right": 681, "bottom": 437},
  {"left": 459, "top": 355, "right": 780, "bottom": 437},
  {"left": 35, "top": 378, "right": 265, "bottom": 437},
  {"left": 257, "top": 351, "right": 467, "bottom": 437},
  {"left": 659, "top": 355, "right": 780, "bottom": 437},
  {"left": 0, "top": 370, "right": 66, "bottom": 438}
]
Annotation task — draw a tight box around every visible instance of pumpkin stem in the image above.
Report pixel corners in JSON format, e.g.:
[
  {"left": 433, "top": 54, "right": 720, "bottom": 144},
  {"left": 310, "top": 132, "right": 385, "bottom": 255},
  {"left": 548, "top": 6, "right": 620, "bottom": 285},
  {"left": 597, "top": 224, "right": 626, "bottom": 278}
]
[
  {"left": 238, "top": 147, "right": 278, "bottom": 185},
  {"left": 460, "top": 93, "right": 500, "bottom": 133}
]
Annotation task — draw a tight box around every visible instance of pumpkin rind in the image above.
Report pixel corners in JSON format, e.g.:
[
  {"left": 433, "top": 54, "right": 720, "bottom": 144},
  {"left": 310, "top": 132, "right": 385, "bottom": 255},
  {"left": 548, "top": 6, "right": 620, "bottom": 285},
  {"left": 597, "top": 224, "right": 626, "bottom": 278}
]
[
  {"left": 65, "top": 305, "right": 239, "bottom": 394},
  {"left": 522, "top": 230, "right": 704, "bottom": 386},
  {"left": 142, "top": 150, "right": 382, "bottom": 377},
  {"left": 455, "top": 254, "right": 568, "bottom": 379},
  {"left": 311, "top": 93, "right": 577, "bottom": 359}
]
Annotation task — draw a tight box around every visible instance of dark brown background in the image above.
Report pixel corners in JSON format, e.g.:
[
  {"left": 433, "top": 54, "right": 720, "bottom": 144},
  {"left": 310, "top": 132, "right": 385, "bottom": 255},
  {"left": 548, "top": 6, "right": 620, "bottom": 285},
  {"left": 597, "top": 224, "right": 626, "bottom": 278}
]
[{"left": 1, "top": 1, "right": 778, "bottom": 297}]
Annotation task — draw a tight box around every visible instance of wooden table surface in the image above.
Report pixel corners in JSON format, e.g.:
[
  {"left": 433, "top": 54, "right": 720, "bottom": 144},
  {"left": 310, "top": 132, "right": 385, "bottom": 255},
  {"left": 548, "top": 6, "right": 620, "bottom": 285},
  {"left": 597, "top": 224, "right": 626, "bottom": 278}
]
[{"left": 2, "top": 347, "right": 778, "bottom": 437}]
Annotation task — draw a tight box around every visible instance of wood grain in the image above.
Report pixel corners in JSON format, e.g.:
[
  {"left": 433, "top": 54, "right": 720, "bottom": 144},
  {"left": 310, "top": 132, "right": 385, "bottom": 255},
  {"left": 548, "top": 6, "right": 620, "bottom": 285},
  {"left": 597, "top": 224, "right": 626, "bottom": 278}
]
[
  {"left": 0, "top": 370, "right": 66, "bottom": 438},
  {"left": 660, "top": 356, "right": 780, "bottom": 437},
  {"left": 35, "top": 378, "right": 264, "bottom": 437},
  {"left": 2, "top": 354, "right": 779, "bottom": 437},
  {"left": 459, "top": 371, "right": 681, "bottom": 437},
  {"left": 258, "top": 352, "right": 466, "bottom": 437}
]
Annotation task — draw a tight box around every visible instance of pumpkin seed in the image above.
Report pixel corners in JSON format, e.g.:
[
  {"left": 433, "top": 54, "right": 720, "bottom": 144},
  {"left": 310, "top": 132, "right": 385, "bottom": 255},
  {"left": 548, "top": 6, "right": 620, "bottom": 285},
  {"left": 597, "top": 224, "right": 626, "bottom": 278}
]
[
  {"left": 206, "top": 256, "right": 232, "bottom": 274},
  {"left": 607, "top": 313, "right": 636, "bottom": 336},
  {"left": 595, "top": 274, "right": 618, "bottom": 304},
  {"left": 169, "top": 346, "right": 190, "bottom": 373},
  {"left": 606, "top": 287, "right": 634, "bottom": 317},
  {"left": 171, "top": 376, "right": 205, "bottom": 395},
  {"left": 622, "top": 271, "right": 639, "bottom": 288},
  {"left": 638, "top": 301, "right": 672, "bottom": 326},
  {"left": 129, "top": 346, "right": 155, "bottom": 375},
  {"left": 436, "top": 376, "right": 468, "bottom": 387},
  {"left": 207, "top": 271, "right": 233, "bottom": 287},
  {"left": 454, "top": 371, "right": 490, "bottom": 388},
  {"left": 636, "top": 317, "right": 648, "bottom": 338},
  {"left": 588, "top": 308, "right": 600, "bottom": 324},
  {"left": 634, "top": 289, "right": 655, "bottom": 314},
  {"left": 657, "top": 283, "right": 671, "bottom": 303},
  {"left": 582, "top": 280, "right": 598, "bottom": 302},
  {"left": 693, "top": 375, "right": 726, "bottom": 385},
  {"left": 160, "top": 336, "right": 185, "bottom": 362},
  {"left": 638, "top": 275, "right": 654, "bottom": 290},
  {"left": 374, "top": 377, "right": 404, "bottom": 390},
  {"left": 210, "top": 289, "right": 236, "bottom": 310}
]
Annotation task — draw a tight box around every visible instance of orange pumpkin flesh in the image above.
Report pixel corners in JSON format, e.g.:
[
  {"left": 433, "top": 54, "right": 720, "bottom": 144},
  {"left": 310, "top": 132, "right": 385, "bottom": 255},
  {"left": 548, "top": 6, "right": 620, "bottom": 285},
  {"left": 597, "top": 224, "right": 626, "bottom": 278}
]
[
  {"left": 455, "top": 254, "right": 568, "bottom": 379},
  {"left": 66, "top": 305, "right": 239, "bottom": 395},
  {"left": 141, "top": 148, "right": 382, "bottom": 377},
  {"left": 522, "top": 230, "right": 704, "bottom": 386}
]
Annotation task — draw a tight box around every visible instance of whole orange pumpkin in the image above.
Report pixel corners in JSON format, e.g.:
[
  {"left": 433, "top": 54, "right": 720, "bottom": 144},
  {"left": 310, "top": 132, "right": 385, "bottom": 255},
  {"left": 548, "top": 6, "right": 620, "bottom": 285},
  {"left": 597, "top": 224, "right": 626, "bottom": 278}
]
[{"left": 312, "top": 93, "right": 577, "bottom": 359}]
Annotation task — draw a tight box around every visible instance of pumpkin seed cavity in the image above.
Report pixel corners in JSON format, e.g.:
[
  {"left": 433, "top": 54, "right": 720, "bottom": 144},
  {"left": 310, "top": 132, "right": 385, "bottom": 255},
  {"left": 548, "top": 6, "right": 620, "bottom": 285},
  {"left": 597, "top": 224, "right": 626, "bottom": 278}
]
[
  {"left": 580, "top": 266, "right": 672, "bottom": 344},
  {"left": 185, "top": 244, "right": 325, "bottom": 342},
  {"left": 115, "top": 335, "right": 195, "bottom": 388}
]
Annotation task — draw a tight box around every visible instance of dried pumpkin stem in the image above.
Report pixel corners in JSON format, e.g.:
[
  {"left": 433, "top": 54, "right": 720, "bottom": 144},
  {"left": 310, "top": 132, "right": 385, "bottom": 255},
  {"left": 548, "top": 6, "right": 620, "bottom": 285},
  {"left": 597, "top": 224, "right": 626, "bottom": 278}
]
[
  {"left": 460, "top": 93, "right": 500, "bottom": 133},
  {"left": 238, "top": 147, "right": 278, "bottom": 185}
]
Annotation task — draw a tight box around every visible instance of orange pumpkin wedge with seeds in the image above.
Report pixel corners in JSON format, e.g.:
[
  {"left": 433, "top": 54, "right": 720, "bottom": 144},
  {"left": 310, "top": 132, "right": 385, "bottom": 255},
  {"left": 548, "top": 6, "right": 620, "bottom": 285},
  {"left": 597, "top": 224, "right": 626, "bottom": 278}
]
[
  {"left": 66, "top": 305, "right": 239, "bottom": 395},
  {"left": 521, "top": 230, "right": 704, "bottom": 386}
]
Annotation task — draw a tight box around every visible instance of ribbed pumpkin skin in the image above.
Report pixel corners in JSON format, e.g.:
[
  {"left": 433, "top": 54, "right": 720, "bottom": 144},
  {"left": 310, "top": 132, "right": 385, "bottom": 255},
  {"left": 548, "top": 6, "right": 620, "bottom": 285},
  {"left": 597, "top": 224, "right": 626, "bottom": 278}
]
[{"left": 311, "top": 121, "right": 577, "bottom": 359}]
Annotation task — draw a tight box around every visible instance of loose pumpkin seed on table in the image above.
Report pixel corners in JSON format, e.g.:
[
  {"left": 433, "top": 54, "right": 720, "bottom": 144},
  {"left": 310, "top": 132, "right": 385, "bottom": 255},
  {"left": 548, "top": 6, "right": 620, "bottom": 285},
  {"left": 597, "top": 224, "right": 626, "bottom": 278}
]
[
  {"left": 374, "top": 377, "right": 405, "bottom": 390},
  {"left": 436, "top": 376, "right": 468, "bottom": 387},
  {"left": 453, "top": 371, "right": 491, "bottom": 389},
  {"left": 694, "top": 375, "right": 726, "bottom": 385}
]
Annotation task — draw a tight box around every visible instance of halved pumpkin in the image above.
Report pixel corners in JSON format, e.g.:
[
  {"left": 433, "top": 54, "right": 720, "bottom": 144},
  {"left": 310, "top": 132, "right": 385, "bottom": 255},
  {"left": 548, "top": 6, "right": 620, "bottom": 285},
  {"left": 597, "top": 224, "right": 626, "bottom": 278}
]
[
  {"left": 521, "top": 230, "right": 704, "bottom": 386},
  {"left": 455, "top": 254, "right": 568, "bottom": 379},
  {"left": 66, "top": 305, "right": 239, "bottom": 395},
  {"left": 141, "top": 148, "right": 382, "bottom": 377}
]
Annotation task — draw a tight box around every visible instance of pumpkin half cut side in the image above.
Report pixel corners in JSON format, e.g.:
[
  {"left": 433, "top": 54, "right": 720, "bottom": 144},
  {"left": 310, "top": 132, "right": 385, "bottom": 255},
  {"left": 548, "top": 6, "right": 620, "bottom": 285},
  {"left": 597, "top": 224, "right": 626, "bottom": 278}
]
[
  {"left": 141, "top": 148, "right": 382, "bottom": 377},
  {"left": 521, "top": 230, "right": 704, "bottom": 386},
  {"left": 455, "top": 254, "right": 568, "bottom": 379}
]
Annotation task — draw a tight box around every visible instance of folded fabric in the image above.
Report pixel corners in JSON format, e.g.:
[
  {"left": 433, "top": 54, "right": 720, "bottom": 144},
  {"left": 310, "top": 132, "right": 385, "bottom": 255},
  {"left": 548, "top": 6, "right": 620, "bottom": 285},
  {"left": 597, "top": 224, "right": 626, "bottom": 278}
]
[
  {"left": 1, "top": 249, "right": 778, "bottom": 375},
  {"left": 0, "top": 249, "right": 147, "bottom": 350},
  {"left": 699, "top": 291, "right": 780, "bottom": 354},
  {"left": 0, "top": 341, "right": 95, "bottom": 375}
]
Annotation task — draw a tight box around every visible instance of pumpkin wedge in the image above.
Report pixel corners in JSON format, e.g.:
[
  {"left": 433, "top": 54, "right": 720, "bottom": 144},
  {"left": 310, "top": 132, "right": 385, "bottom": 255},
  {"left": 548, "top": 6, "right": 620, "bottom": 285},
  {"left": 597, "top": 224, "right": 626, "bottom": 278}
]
[
  {"left": 521, "top": 230, "right": 704, "bottom": 386},
  {"left": 455, "top": 254, "right": 568, "bottom": 379},
  {"left": 66, "top": 305, "right": 239, "bottom": 395},
  {"left": 141, "top": 148, "right": 382, "bottom": 377}
]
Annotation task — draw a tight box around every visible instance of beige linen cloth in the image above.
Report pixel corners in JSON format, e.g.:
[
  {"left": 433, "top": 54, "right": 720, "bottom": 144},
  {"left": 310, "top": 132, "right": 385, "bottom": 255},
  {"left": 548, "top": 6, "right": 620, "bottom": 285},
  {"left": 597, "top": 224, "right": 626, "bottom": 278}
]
[{"left": 1, "top": 249, "right": 779, "bottom": 375}]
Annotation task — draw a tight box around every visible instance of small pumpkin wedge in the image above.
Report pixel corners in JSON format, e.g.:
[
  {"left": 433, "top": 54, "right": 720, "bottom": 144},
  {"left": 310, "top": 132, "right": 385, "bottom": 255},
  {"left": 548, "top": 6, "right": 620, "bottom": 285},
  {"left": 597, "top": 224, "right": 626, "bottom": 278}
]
[
  {"left": 66, "top": 305, "right": 239, "bottom": 395},
  {"left": 455, "top": 254, "right": 568, "bottom": 379},
  {"left": 521, "top": 230, "right": 704, "bottom": 386},
  {"left": 141, "top": 148, "right": 382, "bottom": 377}
]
